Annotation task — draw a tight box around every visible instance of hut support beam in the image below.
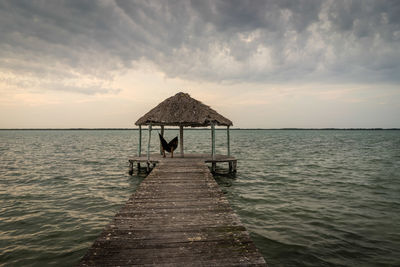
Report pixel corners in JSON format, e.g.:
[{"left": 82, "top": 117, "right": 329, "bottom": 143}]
[
  {"left": 138, "top": 125, "right": 142, "bottom": 157},
  {"left": 227, "top": 126, "right": 230, "bottom": 157},
  {"left": 160, "top": 125, "right": 164, "bottom": 155},
  {"left": 180, "top": 126, "right": 184, "bottom": 158},
  {"left": 211, "top": 123, "right": 216, "bottom": 160},
  {"left": 147, "top": 125, "right": 152, "bottom": 172},
  {"left": 211, "top": 123, "right": 216, "bottom": 172},
  {"left": 137, "top": 125, "right": 142, "bottom": 170}
]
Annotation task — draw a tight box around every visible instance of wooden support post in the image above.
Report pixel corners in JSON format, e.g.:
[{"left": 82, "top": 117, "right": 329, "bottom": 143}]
[
  {"left": 212, "top": 162, "right": 216, "bottom": 173},
  {"left": 138, "top": 125, "right": 142, "bottom": 157},
  {"left": 229, "top": 161, "right": 233, "bottom": 173},
  {"left": 160, "top": 125, "right": 164, "bottom": 155},
  {"left": 227, "top": 125, "right": 230, "bottom": 157},
  {"left": 147, "top": 125, "right": 152, "bottom": 162},
  {"left": 129, "top": 160, "right": 133, "bottom": 175},
  {"left": 211, "top": 123, "right": 216, "bottom": 160},
  {"left": 180, "top": 125, "right": 184, "bottom": 158}
]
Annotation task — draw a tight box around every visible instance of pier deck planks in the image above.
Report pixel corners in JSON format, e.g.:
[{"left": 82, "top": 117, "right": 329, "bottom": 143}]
[{"left": 79, "top": 158, "right": 266, "bottom": 266}]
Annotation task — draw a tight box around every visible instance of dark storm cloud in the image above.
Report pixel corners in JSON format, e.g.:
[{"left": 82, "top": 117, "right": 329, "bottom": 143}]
[
  {"left": 0, "top": 0, "right": 399, "bottom": 94},
  {"left": 191, "top": 0, "right": 322, "bottom": 32}
]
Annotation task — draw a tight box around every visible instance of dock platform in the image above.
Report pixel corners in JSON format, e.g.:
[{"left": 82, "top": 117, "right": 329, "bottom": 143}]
[
  {"left": 129, "top": 153, "right": 237, "bottom": 173},
  {"left": 79, "top": 157, "right": 266, "bottom": 266}
]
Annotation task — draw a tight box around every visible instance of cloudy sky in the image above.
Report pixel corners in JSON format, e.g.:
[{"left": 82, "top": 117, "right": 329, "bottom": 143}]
[{"left": 0, "top": 0, "right": 399, "bottom": 128}]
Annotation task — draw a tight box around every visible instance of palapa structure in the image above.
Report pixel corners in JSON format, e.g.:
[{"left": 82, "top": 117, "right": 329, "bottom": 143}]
[
  {"left": 135, "top": 92, "right": 233, "bottom": 161},
  {"left": 136, "top": 92, "right": 232, "bottom": 127}
]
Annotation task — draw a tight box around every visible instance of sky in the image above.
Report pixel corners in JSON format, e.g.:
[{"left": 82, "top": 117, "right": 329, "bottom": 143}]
[{"left": 0, "top": 0, "right": 399, "bottom": 128}]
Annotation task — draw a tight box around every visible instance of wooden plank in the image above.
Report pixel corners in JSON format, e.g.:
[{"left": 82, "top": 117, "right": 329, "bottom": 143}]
[{"left": 79, "top": 159, "right": 266, "bottom": 266}]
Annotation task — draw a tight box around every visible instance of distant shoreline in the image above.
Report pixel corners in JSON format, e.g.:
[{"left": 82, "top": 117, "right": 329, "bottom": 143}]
[{"left": 1, "top": 128, "right": 399, "bottom": 131}]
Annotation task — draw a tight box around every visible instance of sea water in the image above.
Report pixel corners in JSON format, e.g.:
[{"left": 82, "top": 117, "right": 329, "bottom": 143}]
[{"left": 0, "top": 129, "right": 399, "bottom": 266}]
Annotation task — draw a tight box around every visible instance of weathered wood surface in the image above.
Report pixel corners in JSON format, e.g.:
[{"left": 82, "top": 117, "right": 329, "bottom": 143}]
[{"left": 79, "top": 158, "right": 266, "bottom": 266}]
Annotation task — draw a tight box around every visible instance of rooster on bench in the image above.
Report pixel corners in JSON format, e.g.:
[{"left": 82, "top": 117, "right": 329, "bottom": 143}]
[{"left": 159, "top": 133, "right": 178, "bottom": 158}]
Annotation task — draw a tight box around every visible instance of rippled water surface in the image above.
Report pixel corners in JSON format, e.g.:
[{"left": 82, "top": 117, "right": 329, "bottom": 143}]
[{"left": 1, "top": 129, "right": 400, "bottom": 266}]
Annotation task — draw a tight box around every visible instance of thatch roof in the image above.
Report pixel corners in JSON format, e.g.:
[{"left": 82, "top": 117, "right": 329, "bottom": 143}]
[{"left": 135, "top": 92, "right": 233, "bottom": 127}]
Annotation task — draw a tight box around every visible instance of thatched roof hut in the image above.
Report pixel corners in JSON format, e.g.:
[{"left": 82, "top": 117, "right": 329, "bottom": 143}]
[
  {"left": 136, "top": 92, "right": 232, "bottom": 159},
  {"left": 135, "top": 92, "right": 232, "bottom": 127}
]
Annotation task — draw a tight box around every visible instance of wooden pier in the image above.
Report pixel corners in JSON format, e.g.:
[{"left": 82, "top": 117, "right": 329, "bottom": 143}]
[{"left": 79, "top": 158, "right": 266, "bottom": 266}]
